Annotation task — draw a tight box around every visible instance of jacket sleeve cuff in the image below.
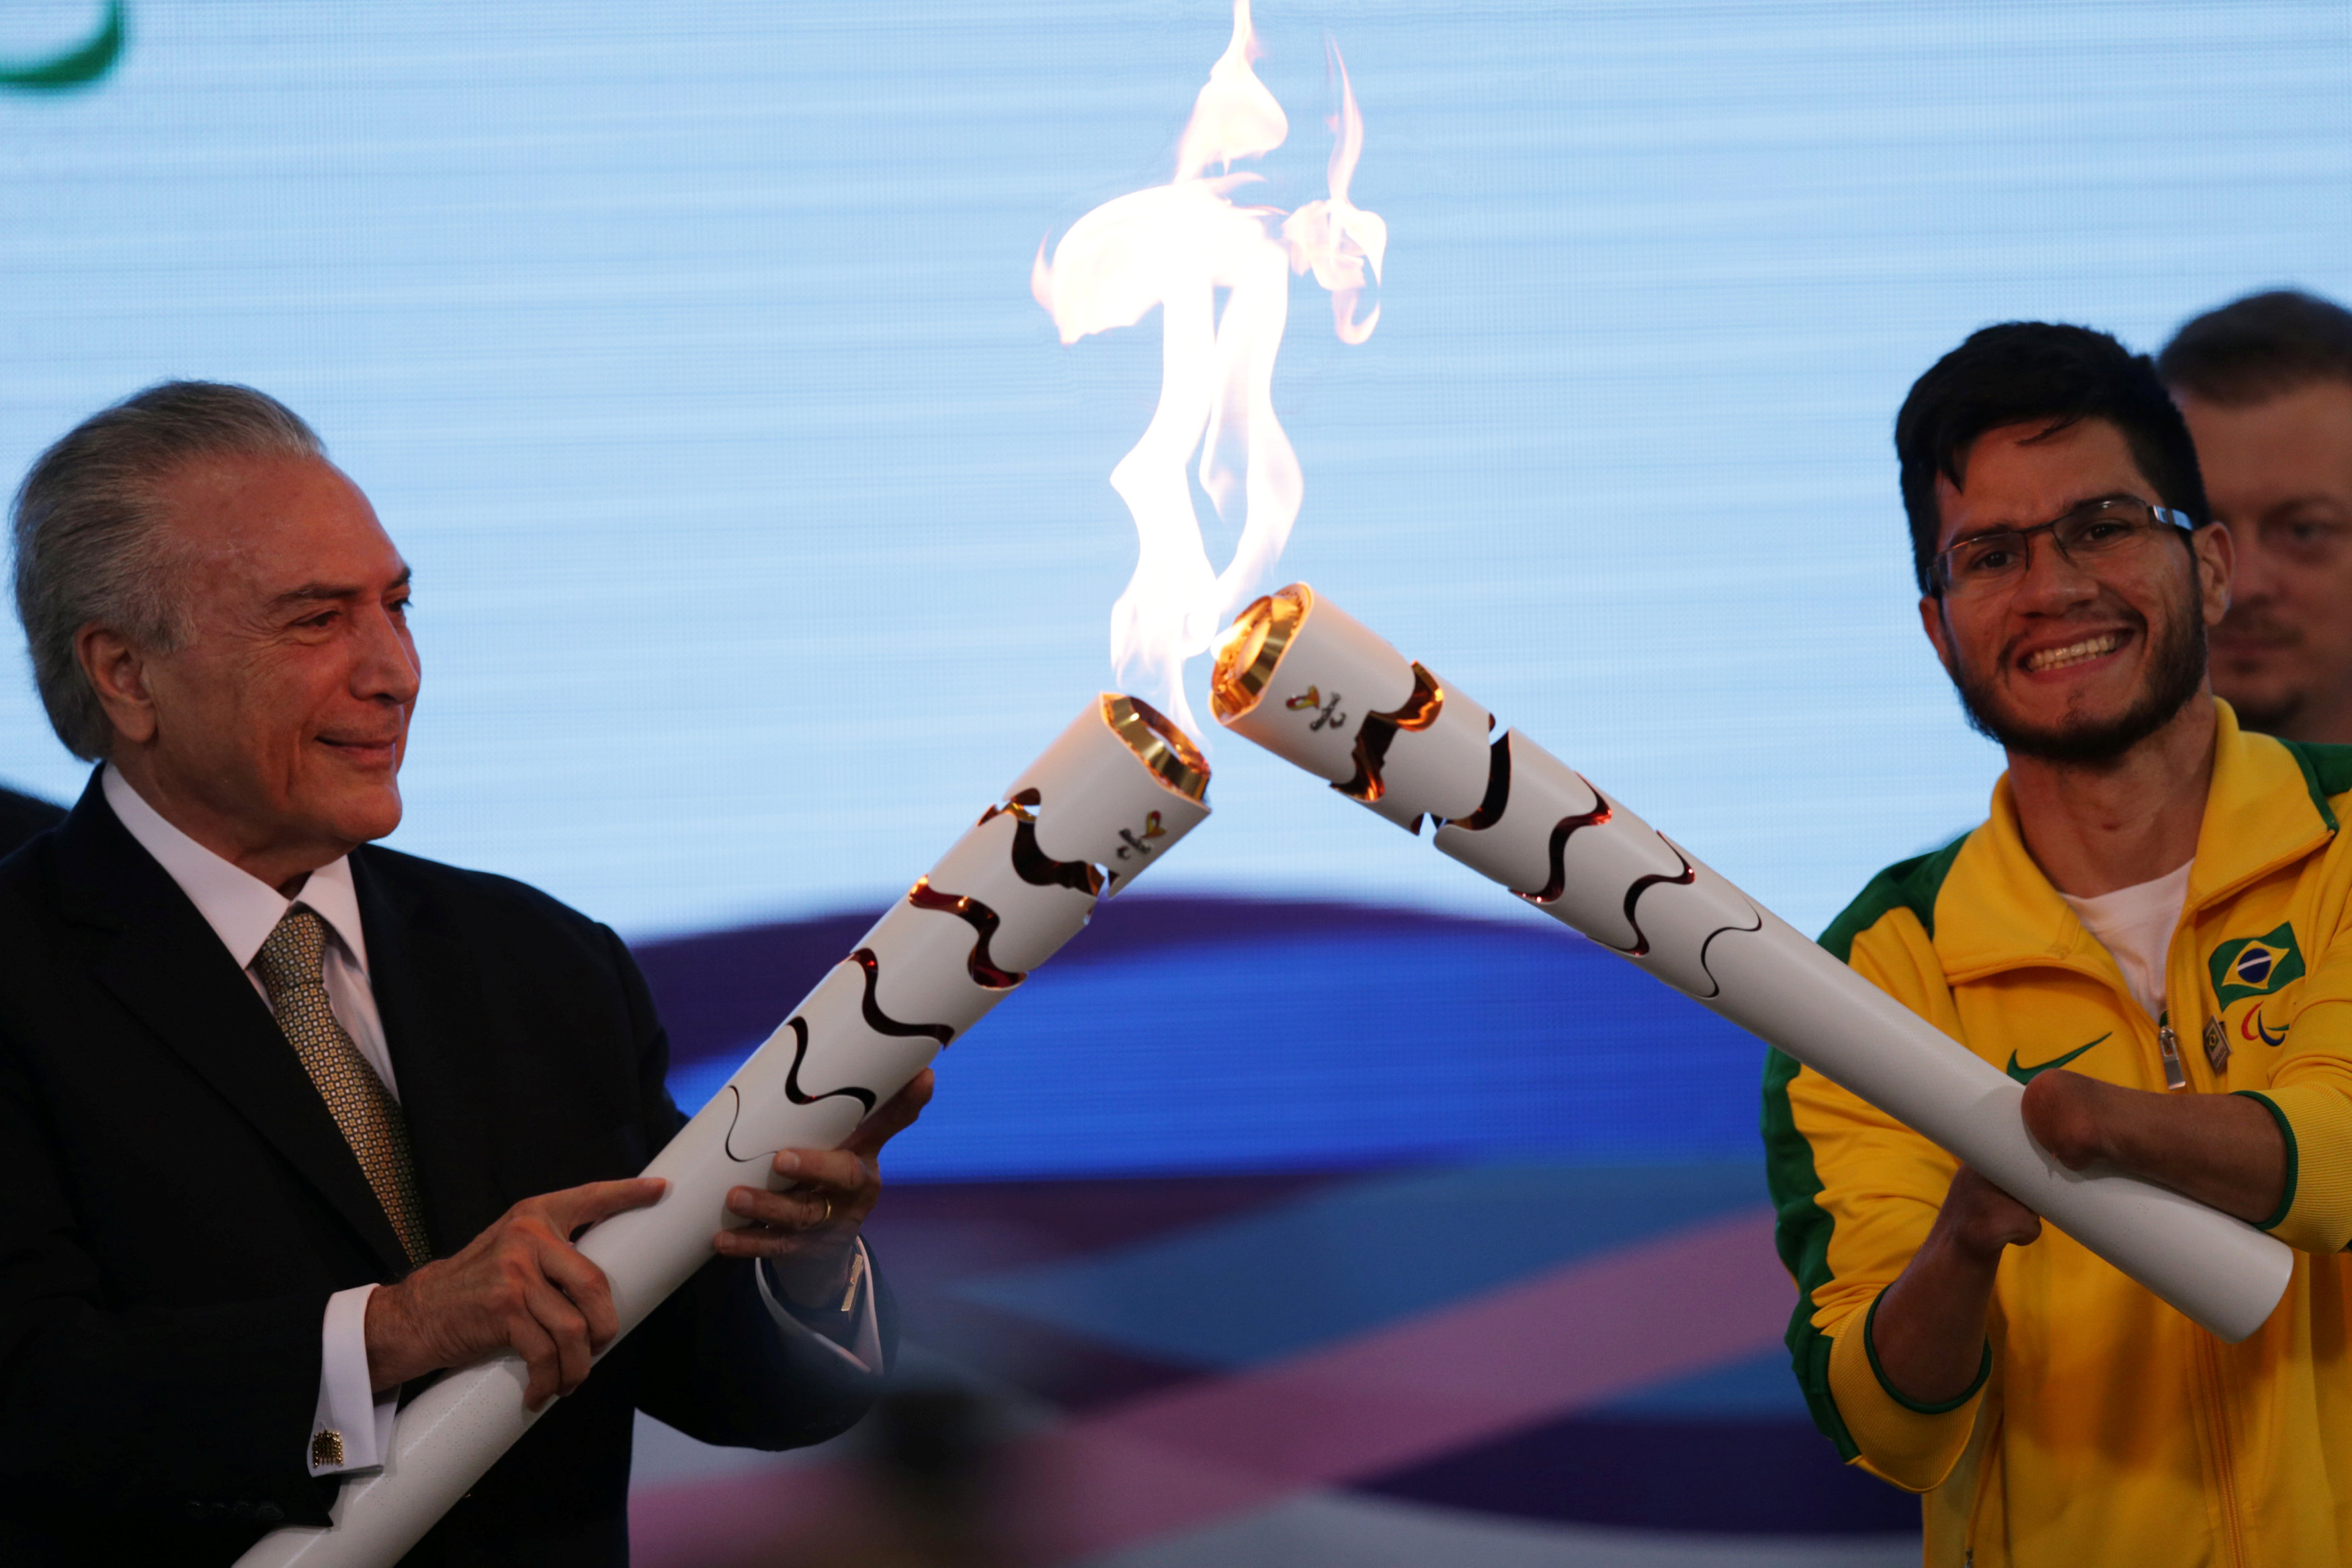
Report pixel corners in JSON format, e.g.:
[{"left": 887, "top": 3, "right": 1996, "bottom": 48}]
[
  {"left": 2236, "top": 1086, "right": 2352, "bottom": 1251},
  {"left": 756, "top": 1239, "right": 884, "bottom": 1376},
  {"left": 1823, "top": 1287, "right": 1986, "bottom": 1492}
]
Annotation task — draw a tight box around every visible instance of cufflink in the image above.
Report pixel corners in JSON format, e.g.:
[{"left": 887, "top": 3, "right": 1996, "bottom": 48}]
[{"left": 310, "top": 1429, "right": 345, "bottom": 1469}]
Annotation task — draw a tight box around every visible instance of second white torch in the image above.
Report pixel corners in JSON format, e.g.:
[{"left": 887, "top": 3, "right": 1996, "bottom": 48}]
[
  {"left": 1210, "top": 584, "right": 2290, "bottom": 1343},
  {"left": 239, "top": 695, "right": 1211, "bottom": 1568}
]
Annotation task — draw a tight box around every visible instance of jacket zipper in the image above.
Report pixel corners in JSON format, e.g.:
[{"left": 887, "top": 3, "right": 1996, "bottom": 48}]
[
  {"left": 2168, "top": 924, "right": 2243, "bottom": 1563},
  {"left": 2193, "top": 1330, "right": 2247, "bottom": 1568},
  {"left": 2156, "top": 1018, "right": 2189, "bottom": 1091}
]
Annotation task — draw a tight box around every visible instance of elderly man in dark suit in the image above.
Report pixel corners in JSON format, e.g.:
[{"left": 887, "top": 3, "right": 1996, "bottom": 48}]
[{"left": 0, "top": 383, "right": 930, "bottom": 1566}]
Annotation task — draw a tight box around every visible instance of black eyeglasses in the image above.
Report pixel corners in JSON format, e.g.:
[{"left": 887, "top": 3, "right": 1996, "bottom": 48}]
[{"left": 1932, "top": 498, "right": 2195, "bottom": 598}]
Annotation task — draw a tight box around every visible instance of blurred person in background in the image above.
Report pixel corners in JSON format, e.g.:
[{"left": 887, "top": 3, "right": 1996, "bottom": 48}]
[
  {"left": 1767, "top": 322, "right": 2352, "bottom": 1566},
  {"left": 2159, "top": 288, "right": 2352, "bottom": 743},
  {"left": 0, "top": 783, "right": 65, "bottom": 858},
  {"left": 720, "top": 1387, "right": 1009, "bottom": 1568}
]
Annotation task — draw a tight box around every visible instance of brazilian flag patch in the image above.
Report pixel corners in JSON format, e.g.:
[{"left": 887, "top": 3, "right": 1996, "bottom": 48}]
[{"left": 2211, "top": 922, "right": 2305, "bottom": 1008}]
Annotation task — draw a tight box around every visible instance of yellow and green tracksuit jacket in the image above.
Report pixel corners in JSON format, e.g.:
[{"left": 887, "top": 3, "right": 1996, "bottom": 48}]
[{"left": 1764, "top": 702, "right": 2352, "bottom": 1567}]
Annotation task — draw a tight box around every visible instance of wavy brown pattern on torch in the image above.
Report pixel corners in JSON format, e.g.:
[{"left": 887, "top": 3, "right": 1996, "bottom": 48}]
[
  {"left": 980, "top": 789, "right": 1109, "bottom": 896},
  {"left": 1449, "top": 740, "right": 1762, "bottom": 994},
  {"left": 1337, "top": 661, "right": 1445, "bottom": 804},
  {"left": 1693, "top": 901, "right": 1768, "bottom": 1000},
  {"left": 849, "top": 949, "right": 958, "bottom": 1045},
  {"left": 720, "top": 1018, "right": 878, "bottom": 1162},
  {"left": 906, "top": 877, "right": 1027, "bottom": 989},
  {"left": 1514, "top": 791, "right": 1615, "bottom": 904},
  {"left": 1443, "top": 732, "right": 1514, "bottom": 832},
  {"left": 1555, "top": 833, "right": 1763, "bottom": 998},
  {"left": 1602, "top": 845, "right": 1702, "bottom": 960}
]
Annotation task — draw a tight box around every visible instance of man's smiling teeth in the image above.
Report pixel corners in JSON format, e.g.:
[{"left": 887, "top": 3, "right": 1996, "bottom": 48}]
[{"left": 2026, "top": 632, "right": 2121, "bottom": 672}]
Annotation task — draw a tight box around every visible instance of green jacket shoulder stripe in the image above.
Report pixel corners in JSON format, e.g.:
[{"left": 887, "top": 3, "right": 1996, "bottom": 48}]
[
  {"left": 1760, "top": 833, "right": 1968, "bottom": 1461},
  {"left": 2279, "top": 738, "right": 2352, "bottom": 832},
  {"left": 1817, "top": 833, "right": 1970, "bottom": 963}
]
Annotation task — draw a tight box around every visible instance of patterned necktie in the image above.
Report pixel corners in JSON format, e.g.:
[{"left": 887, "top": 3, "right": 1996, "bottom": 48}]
[{"left": 253, "top": 908, "right": 433, "bottom": 1269}]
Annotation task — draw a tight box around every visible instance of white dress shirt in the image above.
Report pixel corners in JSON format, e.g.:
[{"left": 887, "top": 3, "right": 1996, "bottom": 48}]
[{"left": 101, "top": 765, "right": 880, "bottom": 1481}]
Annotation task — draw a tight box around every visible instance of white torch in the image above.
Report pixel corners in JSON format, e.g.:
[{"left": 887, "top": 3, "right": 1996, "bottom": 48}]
[
  {"left": 237, "top": 695, "right": 1211, "bottom": 1568},
  {"left": 1210, "top": 584, "right": 2292, "bottom": 1342}
]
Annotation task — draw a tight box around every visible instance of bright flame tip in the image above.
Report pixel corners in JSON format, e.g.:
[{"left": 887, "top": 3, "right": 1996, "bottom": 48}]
[{"left": 1040, "top": 9, "right": 1384, "bottom": 732}]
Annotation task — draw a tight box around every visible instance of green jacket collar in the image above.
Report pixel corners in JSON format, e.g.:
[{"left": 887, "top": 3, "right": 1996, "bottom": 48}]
[{"left": 1931, "top": 700, "right": 2334, "bottom": 985}]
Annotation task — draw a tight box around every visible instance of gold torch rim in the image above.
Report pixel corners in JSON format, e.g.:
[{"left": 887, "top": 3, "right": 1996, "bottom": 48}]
[
  {"left": 1209, "top": 582, "right": 1312, "bottom": 724},
  {"left": 1100, "top": 693, "right": 1211, "bottom": 803}
]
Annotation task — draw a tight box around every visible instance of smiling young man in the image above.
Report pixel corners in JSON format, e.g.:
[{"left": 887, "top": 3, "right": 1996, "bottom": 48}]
[
  {"left": 1764, "top": 324, "right": 2352, "bottom": 1567},
  {"left": 2160, "top": 290, "right": 2352, "bottom": 744}
]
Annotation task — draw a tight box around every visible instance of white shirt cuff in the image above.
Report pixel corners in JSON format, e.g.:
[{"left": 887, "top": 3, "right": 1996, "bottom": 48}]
[
  {"left": 755, "top": 1239, "right": 883, "bottom": 1374},
  {"left": 310, "top": 1284, "right": 398, "bottom": 1476}
]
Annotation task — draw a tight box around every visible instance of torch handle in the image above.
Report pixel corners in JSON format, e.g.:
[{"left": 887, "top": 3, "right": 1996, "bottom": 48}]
[
  {"left": 229, "top": 1094, "right": 813, "bottom": 1567},
  {"left": 1701, "top": 903, "right": 2292, "bottom": 1340},
  {"left": 1429, "top": 731, "right": 2291, "bottom": 1342},
  {"left": 1605, "top": 855, "right": 2289, "bottom": 1339},
  {"left": 1210, "top": 585, "right": 2293, "bottom": 1344},
  {"left": 237, "top": 696, "right": 1212, "bottom": 1567}
]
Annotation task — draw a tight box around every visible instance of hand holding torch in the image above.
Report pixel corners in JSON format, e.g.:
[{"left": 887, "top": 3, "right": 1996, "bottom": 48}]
[
  {"left": 238, "top": 695, "right": 1210, "bottom": 1568},
  {"left": 1210, "top": 584, "right": 2291, "bottom": 1342}
]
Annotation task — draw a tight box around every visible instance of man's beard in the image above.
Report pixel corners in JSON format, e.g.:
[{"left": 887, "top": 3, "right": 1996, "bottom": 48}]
[{"left": 1948, "top": 584, "right": 2210, "bottom": 766}]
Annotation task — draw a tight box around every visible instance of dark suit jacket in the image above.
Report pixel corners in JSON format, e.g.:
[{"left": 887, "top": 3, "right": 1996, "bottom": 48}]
[
  {"left": 0, "top": 785, "right": 65, "bottom": 861},
  {"left": 0, "top": 775, "right": 890, "bottom": 1566}
]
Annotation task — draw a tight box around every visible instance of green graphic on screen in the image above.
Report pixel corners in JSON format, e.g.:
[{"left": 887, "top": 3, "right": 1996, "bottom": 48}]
[{"left": 1, "top": 1, "right": 122, "bottom": 92}]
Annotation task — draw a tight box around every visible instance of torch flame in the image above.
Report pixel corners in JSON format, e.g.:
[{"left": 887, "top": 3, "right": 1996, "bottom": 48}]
[
  {"left": 1282, "top": 42, "right": 1386, "bottom": 345},
  {"left": 1032, "top": 0, "right": 1384, "bottom": 740},
  {"left": 1173, "top": 3, "right": 1287, "bottom": 182}
]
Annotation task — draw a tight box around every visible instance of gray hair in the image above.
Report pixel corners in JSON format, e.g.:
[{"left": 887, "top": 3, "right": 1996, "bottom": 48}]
[{"left": 10, "top": 381, "right": 325, "bottom": 760}]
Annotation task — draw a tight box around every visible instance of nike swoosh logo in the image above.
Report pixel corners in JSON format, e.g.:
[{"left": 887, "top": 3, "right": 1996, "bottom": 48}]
[{"left": 2006, "top": 1033, "right": 2109, "bottom": 1085}]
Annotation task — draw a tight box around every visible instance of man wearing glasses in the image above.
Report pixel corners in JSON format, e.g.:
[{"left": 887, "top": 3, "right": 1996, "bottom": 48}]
[
  {"left": 1765, "top": 322, "right": 2352, "bottom": 1565},
  {"left": 2160, "top": 290, "right": 2352, "bottom": 744}
]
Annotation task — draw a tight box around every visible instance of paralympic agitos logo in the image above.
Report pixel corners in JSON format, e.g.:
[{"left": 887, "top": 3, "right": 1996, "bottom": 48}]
[
  {"left": 2211, "top": 922, "right": 2303, "bottom": 1046},
  {"left": 1, "top": 1, "right": 123, "bottom": 93}
]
